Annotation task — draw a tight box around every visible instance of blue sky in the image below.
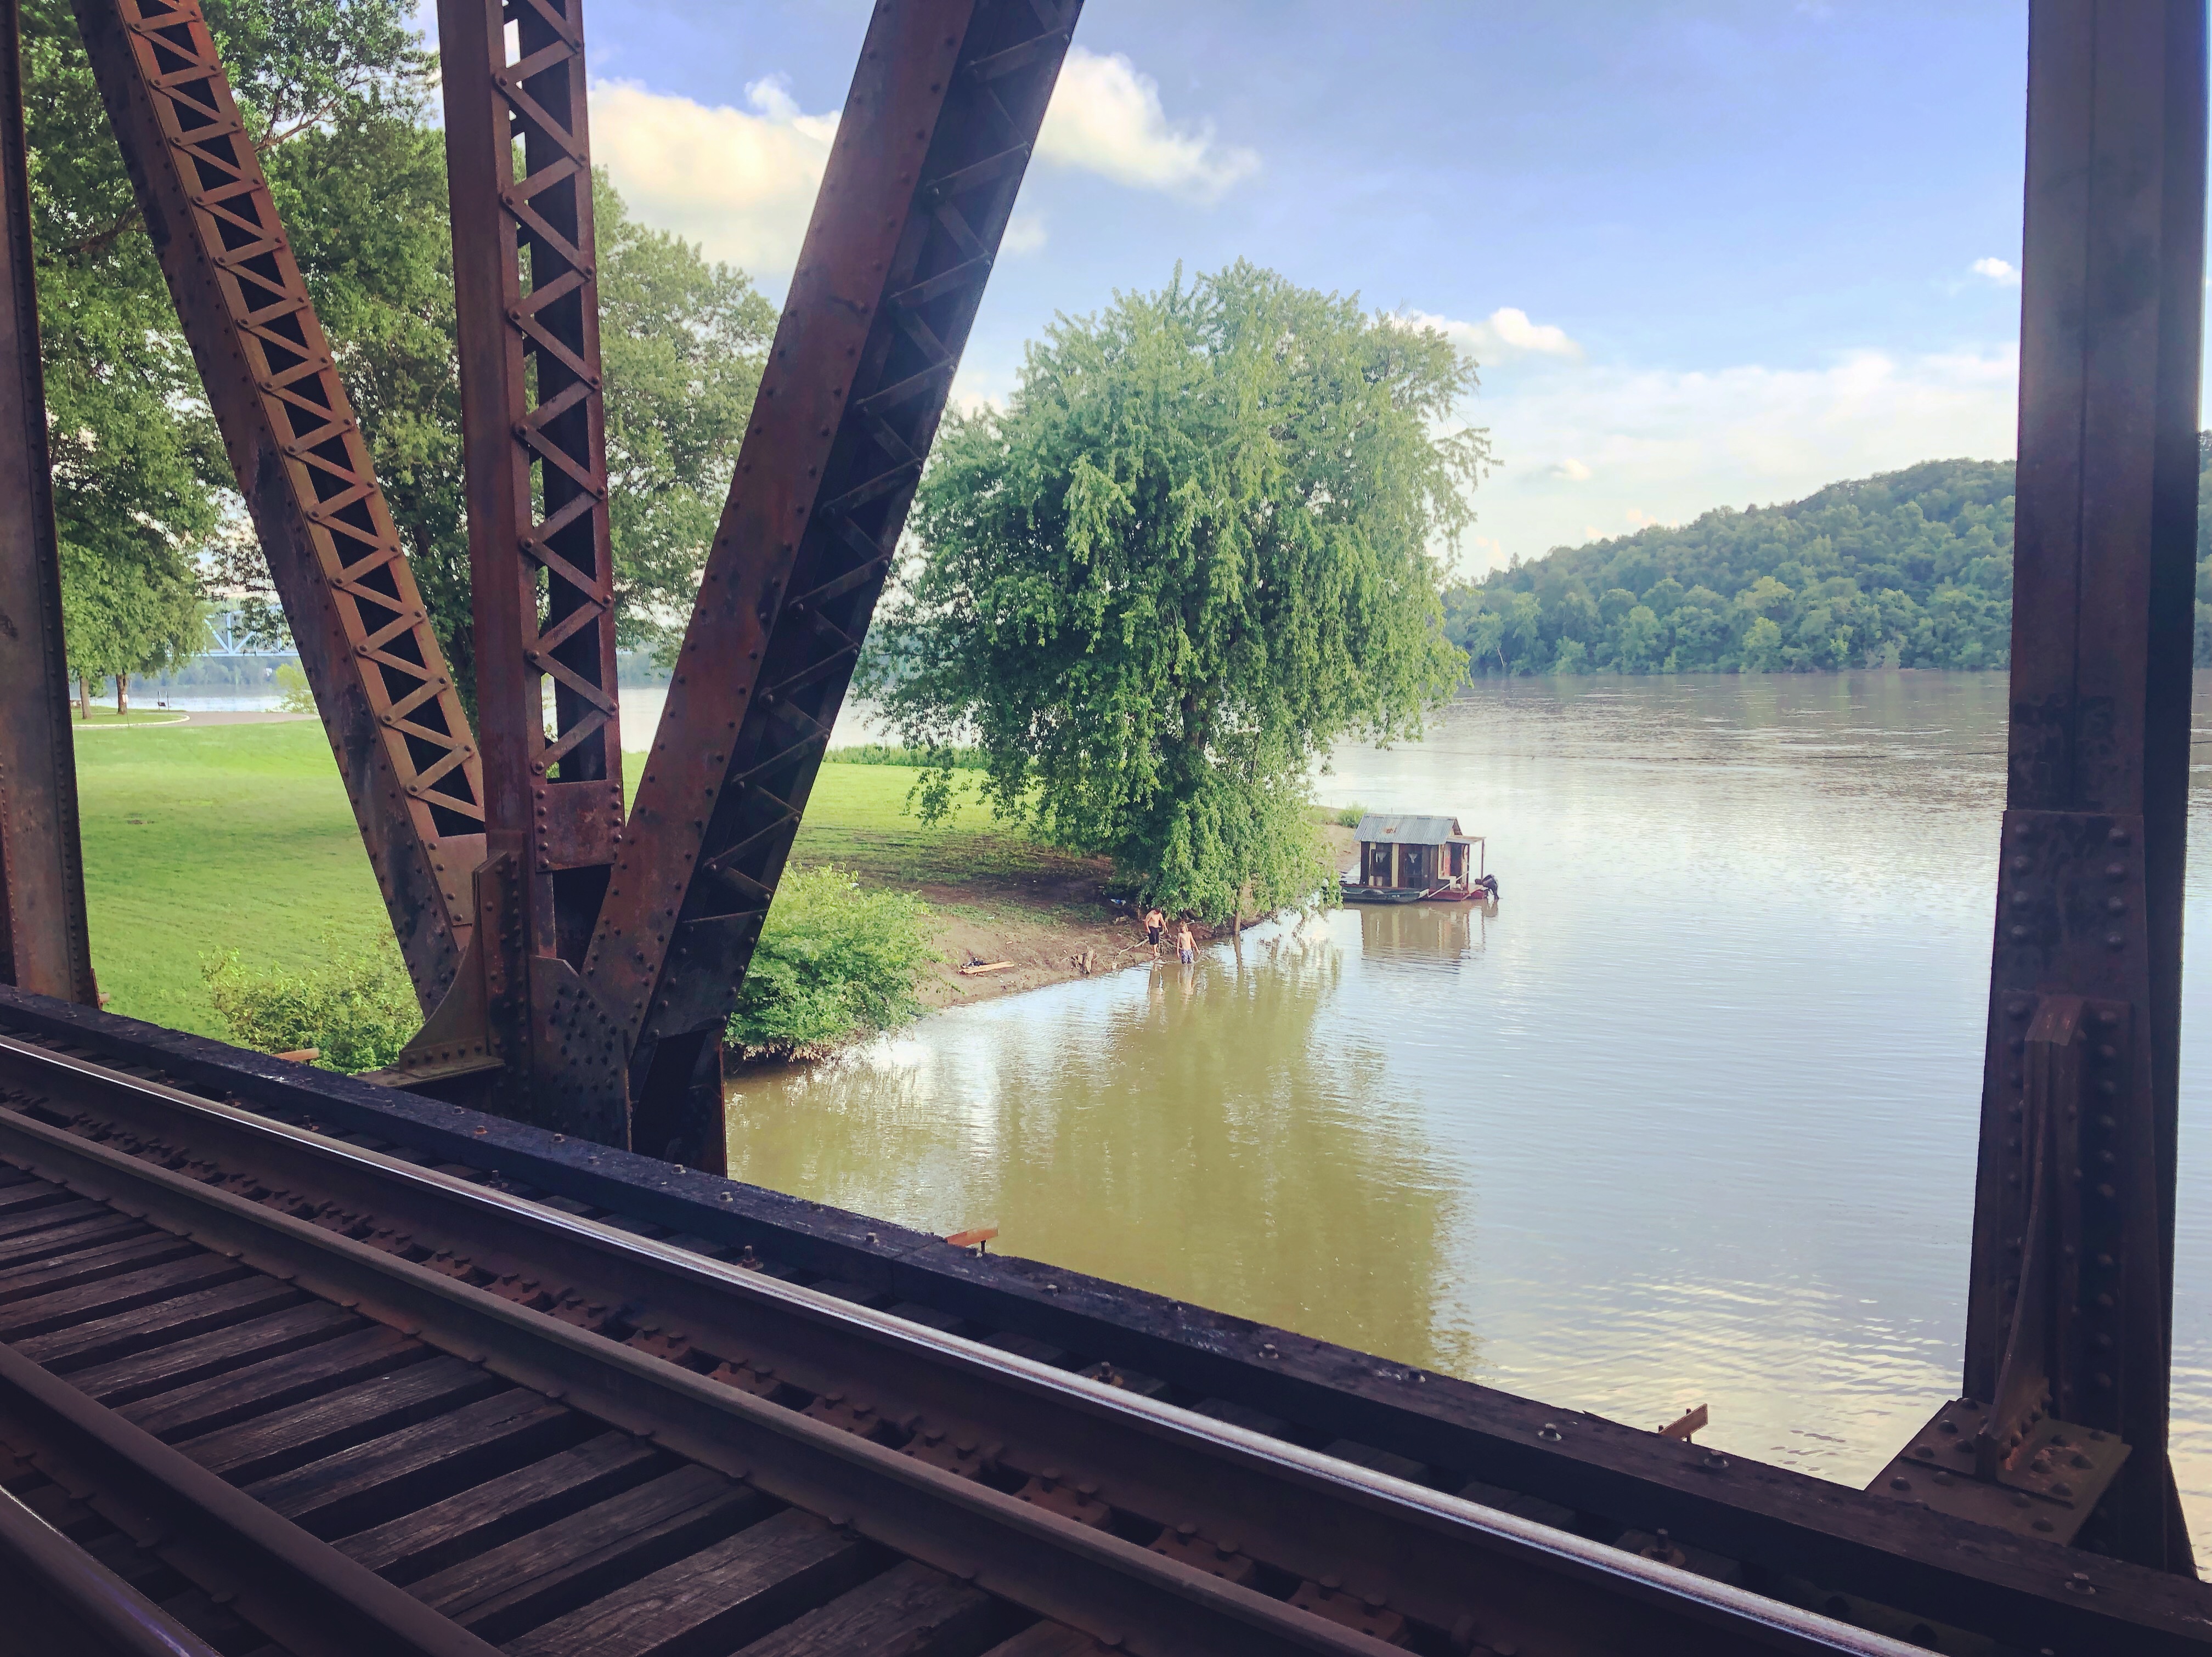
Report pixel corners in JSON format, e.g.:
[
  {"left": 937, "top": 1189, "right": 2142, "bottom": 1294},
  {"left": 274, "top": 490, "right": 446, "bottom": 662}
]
[{"left": 542, "top": 1, "right": 2034, "bottom": 576}]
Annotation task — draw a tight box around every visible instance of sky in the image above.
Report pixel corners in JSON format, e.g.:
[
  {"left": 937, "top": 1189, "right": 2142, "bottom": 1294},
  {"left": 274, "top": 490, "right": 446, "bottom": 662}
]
[{"left": 478, "top": 1, "right": 2037, "bottom": 579}]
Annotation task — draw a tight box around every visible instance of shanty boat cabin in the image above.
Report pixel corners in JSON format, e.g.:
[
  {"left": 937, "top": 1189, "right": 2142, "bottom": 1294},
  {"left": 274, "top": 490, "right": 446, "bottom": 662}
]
[{"left": 1346, "top": 813, "right": 1490, "bottom": 903}]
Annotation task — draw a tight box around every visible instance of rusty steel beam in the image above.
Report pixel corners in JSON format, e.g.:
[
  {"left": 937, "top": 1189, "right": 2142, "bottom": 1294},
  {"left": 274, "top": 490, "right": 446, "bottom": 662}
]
[
  {"left": 71, "top": 0, "right": 486, "bottom": 1011},
  {"left": 1955, "top": 0, "right": 2203, "bottom": 1575},
  {"left": 389, "top": 0, "right": 626, "bottom": 1122},
  {"left": 585, "top": 0, "right": 1081, "bottom": 1167},
  {"left": 0, "top": 0, "right": 95, "bottom": 1008}
]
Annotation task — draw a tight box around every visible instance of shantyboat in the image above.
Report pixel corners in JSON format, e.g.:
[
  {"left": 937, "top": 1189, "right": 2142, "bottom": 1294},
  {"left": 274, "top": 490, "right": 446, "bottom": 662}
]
[{"left": 1338, "top": 812, "right": 1498, "bottom": 904}]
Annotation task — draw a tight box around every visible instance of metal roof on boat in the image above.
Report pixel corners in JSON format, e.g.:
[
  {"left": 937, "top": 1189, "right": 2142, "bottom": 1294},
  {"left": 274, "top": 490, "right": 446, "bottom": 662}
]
[{"left": 1353, "top": 813, "right": 1472, "bottom": 843}]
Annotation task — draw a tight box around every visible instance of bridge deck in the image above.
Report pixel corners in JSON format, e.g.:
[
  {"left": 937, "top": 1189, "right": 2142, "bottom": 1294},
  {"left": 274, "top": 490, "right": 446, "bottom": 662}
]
[{"left": 0, "top": 987, "right": 2205, "bottom": 1657}]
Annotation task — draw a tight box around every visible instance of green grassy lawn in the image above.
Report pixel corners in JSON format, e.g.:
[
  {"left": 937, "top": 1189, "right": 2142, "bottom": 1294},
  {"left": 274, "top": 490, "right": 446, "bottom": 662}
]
[
  {"left": 77, "top": 721, "right": 389, "bottom": 1035},
  {"left": 74, "top": 722, "right": 1094, "bottom": 1040}
]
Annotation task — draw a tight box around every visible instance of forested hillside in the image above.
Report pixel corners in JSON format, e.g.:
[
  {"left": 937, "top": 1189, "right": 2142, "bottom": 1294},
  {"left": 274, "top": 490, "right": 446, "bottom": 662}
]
[{"left": 1443, "top": 447, "right": 2212, "bottom": 674}]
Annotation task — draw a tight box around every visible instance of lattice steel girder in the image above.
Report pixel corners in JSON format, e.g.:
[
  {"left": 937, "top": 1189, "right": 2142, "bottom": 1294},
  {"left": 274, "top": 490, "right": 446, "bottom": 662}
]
[
  {"left": 72, "top": 0, "right": 486, "bottom": 1011},
  {"left": 584, "top": 0, "right": 1081, "bottom": 1163},
  {"left": 414, "top": 0, "right": 626, "bottom": 1124},
  {"left": 0, "top": 0, "right": 94, "bottom": 1007},
  {"left": 1961, "top": 0, "right": 2204, "bottom": 1575}
]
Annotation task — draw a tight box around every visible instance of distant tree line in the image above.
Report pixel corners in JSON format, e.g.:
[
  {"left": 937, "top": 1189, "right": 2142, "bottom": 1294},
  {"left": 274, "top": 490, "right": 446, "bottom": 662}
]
[{"left": 1443, "top": 445, "right": 2212, "bottom": 675}]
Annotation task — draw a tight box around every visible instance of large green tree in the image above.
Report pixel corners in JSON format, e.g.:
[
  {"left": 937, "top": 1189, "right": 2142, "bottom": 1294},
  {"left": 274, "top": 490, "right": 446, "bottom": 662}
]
[
  {"left": 868, "top": 261, "right": 1485, "bottom": 920},
  {"left": 26, "top": 0, "right": 771, "bottom": 712},
  {"left": 24, "top": 0, "right": 228, "bottom": 702}
]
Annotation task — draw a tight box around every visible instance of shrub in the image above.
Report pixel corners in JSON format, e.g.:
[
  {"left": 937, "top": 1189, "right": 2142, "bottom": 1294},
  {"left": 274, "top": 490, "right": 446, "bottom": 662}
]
[
  {"left": 726, "top": 866, "right": 938, "bottom": 1058},
  {"left": 1328, "top": 802, "right": 1367, "bottom": 828},
  {"left": 274, "top": 661, "right": 317, "bottom": 715},
  {"left": 201, "top": 930, "right": 420, "bottom": 1073},
  {"left": 823, "top": 742, "right": 988, "bottom": 770}
]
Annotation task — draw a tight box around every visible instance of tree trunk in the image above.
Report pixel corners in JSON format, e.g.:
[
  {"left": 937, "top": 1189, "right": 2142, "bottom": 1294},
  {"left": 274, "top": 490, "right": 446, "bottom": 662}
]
[
  {"left": 115, "top": 671, "right": 127, "bottom": 716},
  {"left": 76, "top": 676, "right": 89, "bottom": 720}
]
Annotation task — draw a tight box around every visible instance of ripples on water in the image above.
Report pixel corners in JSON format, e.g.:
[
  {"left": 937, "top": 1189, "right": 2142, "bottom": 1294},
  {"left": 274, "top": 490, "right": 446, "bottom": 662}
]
[{"left": 727, "top": 671, "right": 2212, "bottom": 1535}]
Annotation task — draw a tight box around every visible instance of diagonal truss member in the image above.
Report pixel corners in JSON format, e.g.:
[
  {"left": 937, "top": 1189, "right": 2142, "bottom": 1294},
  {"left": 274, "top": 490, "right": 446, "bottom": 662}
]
[
  {"left": 586, "top": 0, "right": 1082, "bottom": 1164},
  {"left": 384, "top": 0, "right": 627, "bottom": 1112},
  {"left": 72, "top": 0, "right": 486, "bottom": 1010}
]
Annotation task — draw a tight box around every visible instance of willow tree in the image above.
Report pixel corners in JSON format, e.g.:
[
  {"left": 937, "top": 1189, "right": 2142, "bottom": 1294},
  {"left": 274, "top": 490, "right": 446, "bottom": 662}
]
[{"left": 868, "top": 261, "right": 1486, "bottom": 920}]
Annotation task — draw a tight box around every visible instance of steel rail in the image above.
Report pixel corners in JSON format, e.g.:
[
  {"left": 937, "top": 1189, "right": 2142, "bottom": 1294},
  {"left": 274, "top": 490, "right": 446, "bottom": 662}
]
[
  {"left": 70, "top": 0, "right": 486, "bottom": 1009},
  {"left": 7, "top": 989, "right": 2210, "bottom": 1657},
  {"left": 0, "top": 1335, "right": 500, "bottom": 1657},
  {"left": 0, "top": 1035, "right": 1917, "bottom": 1657},
  {"left": 0, "top": 1480, "right": 219, "bottom": 1657}
]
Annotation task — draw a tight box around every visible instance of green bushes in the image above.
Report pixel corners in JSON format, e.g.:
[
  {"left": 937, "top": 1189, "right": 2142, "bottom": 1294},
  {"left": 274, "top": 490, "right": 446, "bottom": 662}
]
[
  {"left": 823, "top": 742, "right": 988, "bottom": 770},
  {"left": 726, "top": 866, "right": 939, "bottom": 1059},
  {"left": 273, "top": 662, "right": 316, "bottom": 715},
  {"left": 1325, "top": 802, "right": 1367, "bottom": 828},
  {"left": 201, "top": 931, "right": 420, "bottom": 1073}
]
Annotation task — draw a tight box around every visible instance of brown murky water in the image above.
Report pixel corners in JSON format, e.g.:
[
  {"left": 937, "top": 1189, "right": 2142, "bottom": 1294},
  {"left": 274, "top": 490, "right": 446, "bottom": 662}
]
[{"left": 726, "top": 671, "right": 2212, "bottom": 1537}]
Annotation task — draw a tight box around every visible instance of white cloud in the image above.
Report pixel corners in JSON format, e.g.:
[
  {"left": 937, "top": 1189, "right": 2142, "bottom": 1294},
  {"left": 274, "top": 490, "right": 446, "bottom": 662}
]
[
  {"left": 1971, "top": 257, "right": 2021, "bottom": 286},
  {"left": 1036, "top": 47, "right": 1259, "bottom": 201},
  {"left": 1397, "top": 306, "right": 1583, "bottom": 364},
  {"left": 590, "top": 76, "right": 839, "bottom": 281},
  {"left": 590, "top": 47, "right": 1246, "bottom": 285},
  {"left": 1466, "top": 344, "right": 2019, "bottom": 570},
  {"left": 1551, "top": 457, "right": 1593, "bottom": 480}
]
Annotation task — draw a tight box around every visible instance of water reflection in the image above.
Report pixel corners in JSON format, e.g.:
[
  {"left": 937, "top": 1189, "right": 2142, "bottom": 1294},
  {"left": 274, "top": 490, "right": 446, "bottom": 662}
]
[
  {"left": 729, "top": 671, "right": 2212, "bottom": 1535},
  {"left": 1354, "top": 900, "right": 1493, "bottom": 962},
  {"left": 729, "top": 924, "right": 1479, "bottom": 1376}
]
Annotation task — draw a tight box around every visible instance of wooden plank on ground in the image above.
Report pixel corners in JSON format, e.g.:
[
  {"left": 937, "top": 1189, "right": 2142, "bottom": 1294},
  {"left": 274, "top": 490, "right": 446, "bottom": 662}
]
[
  {"left": 122, "top": 1325, "right": 419, "bottom": 1440},
  {"left": 0, "top": 1196, "right": 108, "bottom": 1241},
  {"left": 502, "top": 1507, "right": 872, "bottom": 1657},
  {"left": 334, "top": 1430, "right": 661, "bottom": 1580},
  {"left": 0, "top": 1249, "right": 242, "bottom": 1337},
  {"left": 0, "top": 1211, "right": 143, "bottom": 1268},
  {"left": 176, "top": 1355, "right": 498, "bottom": 1483},
  {"left": 14, "top": 1275, "right": 301, "bottom": 1371},
  {"left": 246, "top": 1388, "right": 574, "bottom": 1537},
  {"left": 421, "top": 1465, "right": 768, "bottom": 1641},
  {"left": 730, "top": 1560, "right": 995, "bottom": 1657},
  {"left": 0, "top": 1230, "right": 201, "bottom": 1310},
  {"left": 0, "top": 1179, "right": 70, "bottom": 1218},
  {"left": 981, "top": 1624, "right": 1110, "bottom": 1657},
  {"left": 69, "top": 1300, "right": 357, "bottom": 1406}
]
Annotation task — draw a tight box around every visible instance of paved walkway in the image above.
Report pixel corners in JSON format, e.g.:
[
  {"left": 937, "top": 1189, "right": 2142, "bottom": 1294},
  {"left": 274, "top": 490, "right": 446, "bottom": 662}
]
[{"left": 72, "top": 709, "right": 316, "bottom": 729}]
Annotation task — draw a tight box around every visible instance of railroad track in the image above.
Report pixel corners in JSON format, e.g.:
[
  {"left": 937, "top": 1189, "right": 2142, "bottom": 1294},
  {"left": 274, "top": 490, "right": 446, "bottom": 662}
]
[{"left": 0, "top": 1031, "right": 1931, "bottom": 1657}]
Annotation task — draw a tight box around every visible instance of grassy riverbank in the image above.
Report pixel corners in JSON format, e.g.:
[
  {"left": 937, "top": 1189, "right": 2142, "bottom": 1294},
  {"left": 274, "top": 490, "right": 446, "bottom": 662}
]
[{"left": 72, "top": 719, "right": 1138, "bottom": 1042}]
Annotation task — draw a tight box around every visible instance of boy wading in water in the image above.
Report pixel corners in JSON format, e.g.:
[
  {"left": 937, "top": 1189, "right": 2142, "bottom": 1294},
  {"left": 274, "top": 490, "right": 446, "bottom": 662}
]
[
  {"left": 1143, "top": 907, "right": 1166, "bottom": 960},
  {"left": 1176, "top": 923, "right": 1196, "bottom": 965}
]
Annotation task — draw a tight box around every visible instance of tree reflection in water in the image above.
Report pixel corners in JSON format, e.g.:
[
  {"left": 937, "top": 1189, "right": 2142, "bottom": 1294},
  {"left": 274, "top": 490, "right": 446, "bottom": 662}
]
[{"left": 724, "top": 915, "right": 1480, "bottom": 1381}]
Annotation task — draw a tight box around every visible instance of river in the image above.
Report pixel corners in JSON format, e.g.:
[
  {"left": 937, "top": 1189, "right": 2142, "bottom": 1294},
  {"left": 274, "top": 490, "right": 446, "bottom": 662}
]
[{"left": 723, "top": 670, "right": 2212, "bottom": 1539}]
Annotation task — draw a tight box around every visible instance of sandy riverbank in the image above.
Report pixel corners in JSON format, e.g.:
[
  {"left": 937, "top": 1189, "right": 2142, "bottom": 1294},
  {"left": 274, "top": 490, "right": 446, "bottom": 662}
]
[{"left": 909, "top": 821, "right": 1359, "bottom": 1010}]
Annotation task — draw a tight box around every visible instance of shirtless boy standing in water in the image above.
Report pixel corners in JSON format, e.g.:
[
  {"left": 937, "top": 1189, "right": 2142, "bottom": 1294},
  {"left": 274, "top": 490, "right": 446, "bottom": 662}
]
[{"left": 1143, "top": 907, "right": 1165, "bottom": 959}]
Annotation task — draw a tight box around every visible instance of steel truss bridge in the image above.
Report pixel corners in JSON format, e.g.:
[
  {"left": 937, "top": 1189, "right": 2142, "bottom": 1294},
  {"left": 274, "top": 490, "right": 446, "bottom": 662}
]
[{"left": 0, "top": 0, "right": 2205, "bottom": 1652}]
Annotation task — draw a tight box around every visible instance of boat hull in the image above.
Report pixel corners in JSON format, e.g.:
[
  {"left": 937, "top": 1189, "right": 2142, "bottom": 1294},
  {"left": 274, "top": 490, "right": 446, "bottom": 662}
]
[{"left": 1339, "top": 885, "right": 1430, "bottom": 906}]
